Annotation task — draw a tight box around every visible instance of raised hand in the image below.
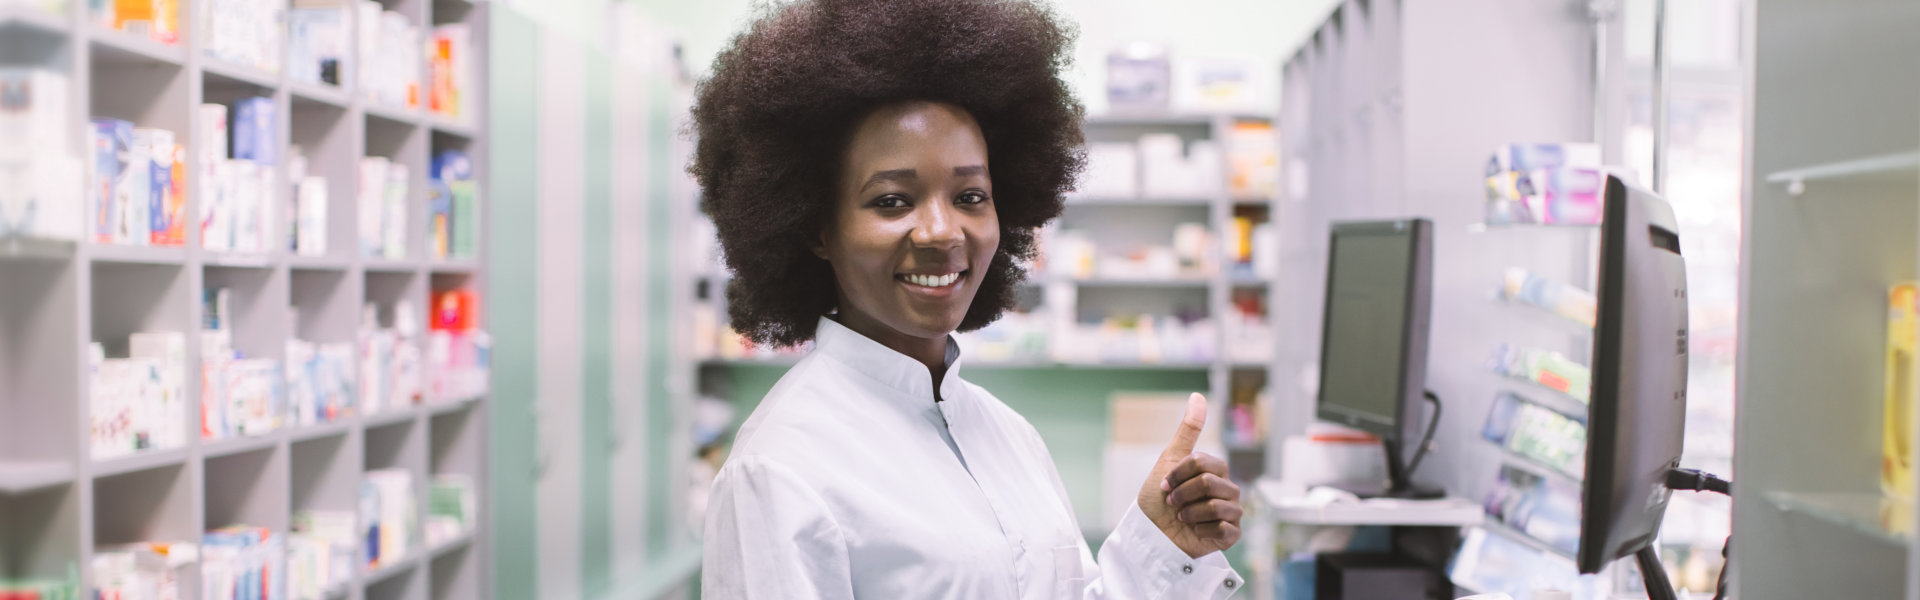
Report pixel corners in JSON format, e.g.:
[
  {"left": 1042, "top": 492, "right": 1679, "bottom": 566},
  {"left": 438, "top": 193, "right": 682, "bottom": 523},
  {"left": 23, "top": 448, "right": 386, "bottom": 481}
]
[{"left": 1136, "top": 393, "right": 1243, "bottom": 558}]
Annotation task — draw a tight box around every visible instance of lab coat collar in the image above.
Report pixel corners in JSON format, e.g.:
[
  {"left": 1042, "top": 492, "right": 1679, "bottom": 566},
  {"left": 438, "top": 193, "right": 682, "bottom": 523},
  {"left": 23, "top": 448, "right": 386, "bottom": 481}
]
[{"left": 814, "top": 316, "right": 967, "bottom": 403}]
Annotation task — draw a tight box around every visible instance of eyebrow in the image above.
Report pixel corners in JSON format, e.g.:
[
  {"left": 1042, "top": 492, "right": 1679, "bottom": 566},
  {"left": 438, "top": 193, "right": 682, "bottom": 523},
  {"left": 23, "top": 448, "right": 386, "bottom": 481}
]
[
  {"left": 860, "top": 165, "right": 989, "bottom": 191},
  {"left": 862, "top": 169, "right": 917, "bottom": 190}
]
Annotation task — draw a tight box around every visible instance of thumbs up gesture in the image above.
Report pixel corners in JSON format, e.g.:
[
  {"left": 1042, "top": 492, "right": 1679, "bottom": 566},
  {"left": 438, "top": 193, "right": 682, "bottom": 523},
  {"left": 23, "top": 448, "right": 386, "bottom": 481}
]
[{"left": 1136, "top": 393, "right": 1242, "bottom": 558}]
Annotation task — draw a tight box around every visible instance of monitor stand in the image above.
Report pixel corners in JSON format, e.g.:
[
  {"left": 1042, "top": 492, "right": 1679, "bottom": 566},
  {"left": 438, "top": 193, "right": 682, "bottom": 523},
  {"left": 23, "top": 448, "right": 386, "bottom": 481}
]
[{"left": 1330, "top": 438, "right": 1446, "bottom": 500}]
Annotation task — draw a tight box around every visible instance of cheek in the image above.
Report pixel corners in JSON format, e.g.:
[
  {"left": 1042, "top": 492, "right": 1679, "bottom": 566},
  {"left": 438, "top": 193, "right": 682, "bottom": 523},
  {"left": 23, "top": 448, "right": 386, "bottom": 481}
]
[
  {"left": 828, "top": 217, "right": 904, "bottom": 280},
  {"left": 971, "top": 215, "right": 1001, "bottom": 262}
]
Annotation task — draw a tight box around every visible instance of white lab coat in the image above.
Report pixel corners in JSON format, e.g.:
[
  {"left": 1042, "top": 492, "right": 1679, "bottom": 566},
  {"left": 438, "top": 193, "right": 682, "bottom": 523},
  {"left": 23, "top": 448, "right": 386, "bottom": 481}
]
[{"left": 702, "top": 317, "right": 1244, "bottom": 599}]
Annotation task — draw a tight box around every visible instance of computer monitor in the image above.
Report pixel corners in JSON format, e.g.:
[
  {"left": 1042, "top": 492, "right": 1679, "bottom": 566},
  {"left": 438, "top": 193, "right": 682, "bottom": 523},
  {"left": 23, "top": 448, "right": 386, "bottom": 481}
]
[
  {"left": 1577, "top": 174, "right": 1690, "bottom": 578},
  {"left": 1316, "top": 218, "right": 1437, "bottom": 498}
]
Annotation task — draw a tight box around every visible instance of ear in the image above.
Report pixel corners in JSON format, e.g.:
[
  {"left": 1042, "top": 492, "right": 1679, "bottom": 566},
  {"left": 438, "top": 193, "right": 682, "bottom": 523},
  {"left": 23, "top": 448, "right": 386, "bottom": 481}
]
[{"left": 810, "top": 224, "right": 830, "bottom": 261}]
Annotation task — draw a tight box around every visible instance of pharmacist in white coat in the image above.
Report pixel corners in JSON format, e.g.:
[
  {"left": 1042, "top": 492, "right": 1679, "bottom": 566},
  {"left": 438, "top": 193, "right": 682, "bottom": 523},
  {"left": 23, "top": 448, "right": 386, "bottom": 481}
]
[{"left": 688, "top": 0, "right": 1245, "bottom": 598}]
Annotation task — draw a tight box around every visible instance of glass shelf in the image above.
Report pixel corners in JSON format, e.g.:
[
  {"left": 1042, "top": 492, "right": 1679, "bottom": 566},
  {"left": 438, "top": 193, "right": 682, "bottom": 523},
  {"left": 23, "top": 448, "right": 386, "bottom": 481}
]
[
  {"left": 1764, "top": 491, "right": 1913, "bottom": 547},
  {"left": 1764, "top": 150, "right": 1920, "bottom": 192}
]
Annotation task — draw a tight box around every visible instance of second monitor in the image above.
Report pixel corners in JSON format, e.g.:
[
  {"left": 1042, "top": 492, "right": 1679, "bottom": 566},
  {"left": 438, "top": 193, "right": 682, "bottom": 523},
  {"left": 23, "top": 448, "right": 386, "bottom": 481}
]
[{"left": 1317, "top": 218, "right": 1441, "bottom": 498}]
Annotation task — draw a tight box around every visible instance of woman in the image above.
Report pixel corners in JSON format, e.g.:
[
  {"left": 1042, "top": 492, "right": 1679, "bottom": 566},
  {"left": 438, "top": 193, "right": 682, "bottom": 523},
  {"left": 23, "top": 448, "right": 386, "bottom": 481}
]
[{"left": 691, "top": 0, "right": 1244, "bottom": 597}]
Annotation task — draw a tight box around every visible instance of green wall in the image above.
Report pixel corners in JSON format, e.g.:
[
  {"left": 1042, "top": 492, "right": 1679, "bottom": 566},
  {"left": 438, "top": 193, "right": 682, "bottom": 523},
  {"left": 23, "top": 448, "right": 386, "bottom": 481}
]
[
  {"left": 581, "top": 48, "right": 617, "bottom": 598},
  {"left": 642, "top": 65, "right": 680, "bottom": 561}
]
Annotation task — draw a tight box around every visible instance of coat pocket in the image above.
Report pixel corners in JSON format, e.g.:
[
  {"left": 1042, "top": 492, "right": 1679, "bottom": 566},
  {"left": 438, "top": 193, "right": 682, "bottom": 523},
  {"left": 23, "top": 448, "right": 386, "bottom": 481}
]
[{"left": 1051, "top": 543, "right": 1088, "bottom": 598}]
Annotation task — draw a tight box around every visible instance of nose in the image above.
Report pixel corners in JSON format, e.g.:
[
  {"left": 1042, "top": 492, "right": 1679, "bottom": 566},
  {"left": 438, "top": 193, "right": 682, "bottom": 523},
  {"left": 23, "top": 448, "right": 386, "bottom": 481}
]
[{"left": 910, "top": 199, "right": 964, "bottom": 249}]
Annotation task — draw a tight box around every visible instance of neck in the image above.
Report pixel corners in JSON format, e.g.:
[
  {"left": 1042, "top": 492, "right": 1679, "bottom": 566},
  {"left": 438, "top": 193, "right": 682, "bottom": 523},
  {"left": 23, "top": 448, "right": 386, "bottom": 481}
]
[{"left": 831, "top": 311, "right": 950, "bottom": 397}]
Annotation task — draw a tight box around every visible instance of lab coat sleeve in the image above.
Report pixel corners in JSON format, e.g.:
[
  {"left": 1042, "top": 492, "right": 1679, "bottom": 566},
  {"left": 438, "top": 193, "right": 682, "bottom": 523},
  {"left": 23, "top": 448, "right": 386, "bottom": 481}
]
[
  {"left": 1081, "top": 502, "right": 1244, "bottom": 599},
  {"left": 1026, "top": 424, "right": 1244, "bottom": 599},
  {"left": 701, "top": 455, "right": 856, "bottom": 600}
]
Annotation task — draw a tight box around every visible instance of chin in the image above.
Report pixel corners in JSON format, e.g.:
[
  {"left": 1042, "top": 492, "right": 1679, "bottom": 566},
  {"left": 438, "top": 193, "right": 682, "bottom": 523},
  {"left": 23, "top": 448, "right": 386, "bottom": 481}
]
[{"left": 891, "top": 312, "right": 968, "bottom": 340}]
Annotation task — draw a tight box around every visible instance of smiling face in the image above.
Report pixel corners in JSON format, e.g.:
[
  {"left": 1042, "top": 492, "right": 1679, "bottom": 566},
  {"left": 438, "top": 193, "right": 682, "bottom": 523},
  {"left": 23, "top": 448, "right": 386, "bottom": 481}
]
[{"left": 816, "top": 101, "right": 1001, "bottom": 351}]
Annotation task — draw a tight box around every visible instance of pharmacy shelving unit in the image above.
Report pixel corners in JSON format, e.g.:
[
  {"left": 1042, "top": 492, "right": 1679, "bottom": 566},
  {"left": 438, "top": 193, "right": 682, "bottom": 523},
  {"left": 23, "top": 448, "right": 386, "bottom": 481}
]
[
  {"left": 1732, "top": 1, "right": 1920, "bottom": 598},
  {"left": 684, "top": 111, "right": 1282, "bottom": 529},
  {"left": 0, "top": 0, "right": 491, "bottom": 599}
]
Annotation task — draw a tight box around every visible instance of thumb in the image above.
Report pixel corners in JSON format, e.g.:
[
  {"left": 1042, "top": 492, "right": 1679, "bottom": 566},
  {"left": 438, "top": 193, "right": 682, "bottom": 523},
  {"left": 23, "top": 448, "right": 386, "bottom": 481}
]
[{"left": 1160, "top": 393, "right": 1207, "bottom": 461}]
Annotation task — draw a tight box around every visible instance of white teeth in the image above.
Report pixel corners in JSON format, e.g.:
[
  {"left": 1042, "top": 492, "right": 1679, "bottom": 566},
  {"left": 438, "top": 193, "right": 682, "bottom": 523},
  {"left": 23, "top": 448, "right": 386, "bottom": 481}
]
[{"left": 905, "top": 273, "right": 960, "bottom": 287}]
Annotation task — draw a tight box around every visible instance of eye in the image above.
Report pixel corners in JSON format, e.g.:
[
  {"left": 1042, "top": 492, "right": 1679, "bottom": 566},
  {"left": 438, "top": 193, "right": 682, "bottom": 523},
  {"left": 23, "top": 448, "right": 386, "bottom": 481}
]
[
  {"left": 870, "top": 194, "right": 910, "bottom": 209},
  {"left": 956, "top": 190, "right": 989, "bottom": 205}
]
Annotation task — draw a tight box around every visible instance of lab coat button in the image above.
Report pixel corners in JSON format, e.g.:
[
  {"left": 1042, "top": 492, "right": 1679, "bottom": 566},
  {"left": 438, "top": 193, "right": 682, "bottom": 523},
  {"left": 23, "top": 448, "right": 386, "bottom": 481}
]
[
  {"left": 1224, "top": 579, "right": 1236, "bottom": 589},
  {"left": 1181, "top": 564, "right": 1193, "bottom": 575}
]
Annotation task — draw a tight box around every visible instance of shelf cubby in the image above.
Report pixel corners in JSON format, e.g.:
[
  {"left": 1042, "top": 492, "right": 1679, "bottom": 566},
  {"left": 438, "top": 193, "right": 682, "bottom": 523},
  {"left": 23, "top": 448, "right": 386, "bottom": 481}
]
[
  {"left": 202, "top": 444, "right": 287, "bottom": 532},
  {"left": 291, "top": 268, "right": 360, "bottom": 345},
  {"left": 289, "top": 434, "right": 360, "bottom": 523},
  {"left": 367, "top": 565, "right": 425, "bottom": 600},
  {"left": 1073, "top": 284, "right": 1210, "bottom": 323},
  {"left": 429, "top": 544, "right": 476, "bottom": 600},
  {"left": 89, "top": 261, "right": 192, "bottom": 355},
  {"left": 203, "top": 264, "right": 287, "bottom": 360},
  {"left": 0, "top": 14, "right": 71, "bottom": 66},
  {"left": 199, "top": 65, "right": 276, "bottom": 108},
  {"left": 0, "top": 484, "right": 83, "bottom": 584},
  {"left": 0, "top": 260, "right": 82, "bottom": 470},
  {"left": 91, "top": 460, "right": 196, "bottom": 547},
  {"left": 88, "top": 38, "right": 189, "bottom": 136},
  {"left": 291, "top": 96, "right": 359, "bottom": 261},
  {"left": 365, "top": 269, "right": 426, "bottom": 327},
  {"left": 86, "top": 25, "right": 185, "bottom": 69},
  {"left": 428, "top": 406, "right": 478, "bottom": 480}
]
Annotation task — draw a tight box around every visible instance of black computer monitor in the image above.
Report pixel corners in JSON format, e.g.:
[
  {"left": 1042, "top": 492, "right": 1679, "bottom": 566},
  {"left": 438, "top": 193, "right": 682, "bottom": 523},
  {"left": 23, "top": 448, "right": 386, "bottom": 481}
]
[
  {"left": 1577, "top": 174, "right": 1690, "bottom": 578},
  {"left": 1316, "top": 218, "right": 1437, "bottom": 498}
]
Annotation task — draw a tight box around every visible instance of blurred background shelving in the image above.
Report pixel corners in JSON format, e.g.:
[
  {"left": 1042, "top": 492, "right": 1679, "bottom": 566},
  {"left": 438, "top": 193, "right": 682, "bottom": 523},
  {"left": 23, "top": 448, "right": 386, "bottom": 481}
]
[{"left": 0, "top": 0, "right": 490, "bottom": 597}]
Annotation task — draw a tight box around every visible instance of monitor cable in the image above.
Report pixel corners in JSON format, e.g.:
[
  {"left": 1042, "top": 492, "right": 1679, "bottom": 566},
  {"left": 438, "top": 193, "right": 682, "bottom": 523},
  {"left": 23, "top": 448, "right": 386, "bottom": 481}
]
[
  {"left": 1404, "top": 390, "right": 1442, "bottom": 477},
  {"left": 1664, "top": 468, "right": 1733, "bottom": 600}
]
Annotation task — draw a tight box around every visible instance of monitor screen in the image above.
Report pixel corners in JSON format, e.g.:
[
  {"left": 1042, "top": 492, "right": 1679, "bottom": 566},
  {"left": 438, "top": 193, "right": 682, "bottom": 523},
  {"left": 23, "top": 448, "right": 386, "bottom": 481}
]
[{"left": 1318, "top": 220, "right": 1431, "bottom": 436}]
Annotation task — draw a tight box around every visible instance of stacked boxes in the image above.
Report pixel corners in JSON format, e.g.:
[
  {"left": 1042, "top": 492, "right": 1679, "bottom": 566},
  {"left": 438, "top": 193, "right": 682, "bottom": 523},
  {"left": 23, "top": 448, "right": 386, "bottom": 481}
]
[
  {"left": 89, "top": 120, "right": 187, "bottom": 246},
  {"left": 285, "top": 339, "right": 356, "bottom": 427},
  {"left": 90, "top": 542, "right": 195, "bottom": 600},
  {"left": 361, "top": 469, "right": 416, "bottom": 567},
  {"left": 359, "top": 303, "right": 420, "bottom": 415},
  {"left": 357, "top": 157, "right": 407, "bottom": 259},
  {"left": 93, "top": 0, "right": 181, "bottom": 44},
  {"left": 427, "top": 149, "right": 477, "bottom": 259},
  {"left": 201, "top": 0, "right": 285, "bottom": 73},
  {"left": 199, "top": 288, "right": 285, "bottom": 441},
  {"left": 0, "top": 69, "right": 83, "bottom": 240},
  {"left": 427, "top": 24, "right": 472, "bottom": 120},
  {"left": 425, "top": 474, "right": 475, "bottom": 544},
  {"left": 288, "top": 0, "right": 351, "bottom": 86},
  {"left": 357, "top": 2, "right": 419, "bottom": 109},
  {"left": 288, "top": 511, "right": 355, "bottom": 599},
  {"left": 287, "top": 148, "right": 329, "bottom": 256},
  {"left": 201, "top": 526, "right": 286, "bottom": 600},
  {"left": 89, "top": 332, "right": 188, "bottom": 459},
  {"left": 198, "top": 99, "right": 277, "bottom": 253},
  {"left": 426, "top": 289, "right": 487, "bottom": 401}
]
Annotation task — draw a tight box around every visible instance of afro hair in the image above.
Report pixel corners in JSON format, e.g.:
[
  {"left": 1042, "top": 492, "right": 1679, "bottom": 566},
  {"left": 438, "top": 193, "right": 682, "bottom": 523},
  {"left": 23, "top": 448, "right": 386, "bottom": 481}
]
[{"left": 689, "top": 0, "right": 1085, "bottom": 347}]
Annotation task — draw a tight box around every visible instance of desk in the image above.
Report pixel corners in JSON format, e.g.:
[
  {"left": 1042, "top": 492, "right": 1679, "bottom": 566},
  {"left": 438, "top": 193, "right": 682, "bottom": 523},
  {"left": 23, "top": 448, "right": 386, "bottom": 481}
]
[{"left": 1247, "top": 478, "right": 1484, "bottom": 600}]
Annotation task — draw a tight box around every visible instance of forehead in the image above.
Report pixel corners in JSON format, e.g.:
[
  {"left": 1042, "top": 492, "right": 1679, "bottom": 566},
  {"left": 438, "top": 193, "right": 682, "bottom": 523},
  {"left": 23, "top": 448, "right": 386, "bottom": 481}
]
[{"left": 841, "top": 101, "right": 988, "bottom": 175}]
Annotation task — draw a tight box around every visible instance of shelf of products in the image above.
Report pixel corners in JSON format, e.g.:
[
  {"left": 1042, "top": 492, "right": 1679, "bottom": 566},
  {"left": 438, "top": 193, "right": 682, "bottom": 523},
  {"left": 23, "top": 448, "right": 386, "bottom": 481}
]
[{"left": 0, "top": 2, "right": 492, "bottom": 598}]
